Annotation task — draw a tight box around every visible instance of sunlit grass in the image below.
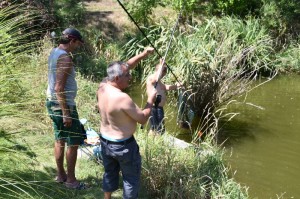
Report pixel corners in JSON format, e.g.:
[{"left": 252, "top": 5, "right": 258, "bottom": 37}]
[
  {"left": 0, "top": 2, "right": 255, "bottom": 199},
  {"left": 136, "top": 129, "right": 249, "bottom": 198}
]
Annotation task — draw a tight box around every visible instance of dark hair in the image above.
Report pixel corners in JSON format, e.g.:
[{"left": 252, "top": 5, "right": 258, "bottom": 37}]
[{"left": 59, "top": 28, "right": 84, "bottom": 44}]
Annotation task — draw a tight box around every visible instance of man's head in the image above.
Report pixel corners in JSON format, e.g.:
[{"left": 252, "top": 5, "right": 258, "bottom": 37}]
[
  {"left": 155, "top": 62, "right": 167, "bottom": 77},
  {"left": 60, "top": 28, "right": 84, "bottom": 44},
  {"left": 107, "top": 61, "right": 132, "bottom": 90}
]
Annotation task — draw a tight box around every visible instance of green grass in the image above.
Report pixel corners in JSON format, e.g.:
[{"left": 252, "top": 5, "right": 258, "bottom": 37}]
[
  {"left": 0, "top": 3, "right": 250, "bottom": 199},
  {"left": 0, "top": 44, "right": 249, "bottom": 197}
]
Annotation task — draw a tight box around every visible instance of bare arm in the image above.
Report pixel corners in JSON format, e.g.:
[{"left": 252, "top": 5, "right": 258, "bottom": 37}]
[
  {"left": 165, "top": 84, "right": 177, "bottom": 91},
  {"left": 126, "top": 47, "right": 154, "bottom": 70},
  {"left": 54, "top": 54, "right": 73, "bottom": 127},
  {"left": 122, "top": 89, "right": 157, "bottom": 125},
  {"left": 166, "top": 82, "right": 184, "bottom": 91}
]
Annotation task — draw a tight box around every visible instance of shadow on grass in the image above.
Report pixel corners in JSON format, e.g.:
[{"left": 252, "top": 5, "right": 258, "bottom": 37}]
[
  {"left": 0, "top": 129, "right": 104, "bottom": 198},
  {"left": 0, "top": 168, "right": 104, "bottom": 199},
  {"left": 85, "top": 10, "right": 122, "bottom": 41},
  {"left": 0, "top": 129, "right": 37, "bottom": 158}
]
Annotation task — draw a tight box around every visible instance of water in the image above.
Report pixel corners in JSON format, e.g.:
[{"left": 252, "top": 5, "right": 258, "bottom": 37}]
[
  {"left": 128, "top": 75, "right": 300, "bottom": 198},
  {"left": 220, "top": 75, "right": 300, "bottom": 199}
]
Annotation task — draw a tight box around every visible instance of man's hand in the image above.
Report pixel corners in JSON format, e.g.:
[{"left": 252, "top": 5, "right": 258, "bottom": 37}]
[
  {"left": 176, "top": 82, "right": 185, "bottom": 89},
  {"left": 63, "top": 116, "right": 72, "bottom": 127},
  {"left": 143, "top": 47, "right": 154, "bottom": 57}
]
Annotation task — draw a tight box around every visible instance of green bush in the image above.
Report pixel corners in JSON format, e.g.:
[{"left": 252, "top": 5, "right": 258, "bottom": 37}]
[
  {"left": 274, "top": 42, "right": 300, "bottom": 72},
  {"left": 54, "top": 0, "right": 86, "bottom": 27},
  {"left": 208, "top": 0, "right": 262, "bottom": 17}
]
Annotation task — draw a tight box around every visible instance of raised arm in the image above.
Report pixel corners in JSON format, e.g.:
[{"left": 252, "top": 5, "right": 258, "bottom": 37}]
[
  {"left": 122, "top": 88, "right": 157, "bottom": 125},
  {"left": 165, "top": 82, "right": 184, "bottom": 91},
  {"left": 126, "top": 47, "right": 154, "bottom": 70}
]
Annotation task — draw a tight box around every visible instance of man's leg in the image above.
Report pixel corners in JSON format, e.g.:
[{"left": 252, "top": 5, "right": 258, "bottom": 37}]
[
  {"left": 120, "top": 141, "right": 141, "bottom": 199},
  {"left": 54, "top": 140, "right": 67, "bottom": 181},
  {"left": 157, "top": 107, "right": 165, "bottom": 134},
  {"left": 101, "top": 141, "right": 120, "bottom": 196},
  {"left": 66, "top": 145, "right": 79, "bottom": 183},
  {"left": 104, "top": 192, "right": 112, "bottom": 199}
]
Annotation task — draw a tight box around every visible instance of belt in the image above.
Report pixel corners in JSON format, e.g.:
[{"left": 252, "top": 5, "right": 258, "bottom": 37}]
[
  {"left": 47, "top": 99, "right": 75, "bottom": 111},
  {"left": 100, "top": 136, "right": 134, "bottom": 145}
]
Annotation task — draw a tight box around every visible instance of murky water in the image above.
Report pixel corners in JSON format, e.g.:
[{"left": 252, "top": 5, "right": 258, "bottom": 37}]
[
  {"left": 128, "top": 75, "right": 300, "bottom": 199},
  {"left": 220, "top": 75, "right": 300, "bottom": 199}
]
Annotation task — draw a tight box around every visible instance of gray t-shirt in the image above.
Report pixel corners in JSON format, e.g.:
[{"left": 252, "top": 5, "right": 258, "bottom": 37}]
[{"left": 46, "top": 48, "right": 77, "bottom": 106}]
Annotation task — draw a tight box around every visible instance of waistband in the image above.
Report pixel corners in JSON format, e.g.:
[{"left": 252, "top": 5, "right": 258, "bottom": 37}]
[
  {"left": 46, "top": 99, "right": 75, "bottom": 110},
  {"left": 100, "top": 135, "right": 134, "bottom": 145},
  {"left": 152, "top": 106, "right": 163, "bottom": 109}
]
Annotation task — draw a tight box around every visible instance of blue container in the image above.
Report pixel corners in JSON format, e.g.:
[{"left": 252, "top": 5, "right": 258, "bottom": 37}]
[{"left": 93, "top": 145, "right": 103, "bottom": 161}]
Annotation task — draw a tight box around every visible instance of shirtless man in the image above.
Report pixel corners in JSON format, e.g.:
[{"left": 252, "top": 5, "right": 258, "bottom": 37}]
[
  {"left": 97, "top": 47, "right": 156, "bottom": 199},
  {"left": 146, "top": 60, "right": 183, "bottom": 134}
]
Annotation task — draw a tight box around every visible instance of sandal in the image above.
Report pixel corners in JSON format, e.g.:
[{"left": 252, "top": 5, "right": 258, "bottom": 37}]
[
  {"left": 55, "top": 176, "right": 67, "bottom": 184},
  {"left": 65, "top": 181, "right": 88, "bottom": 190}
]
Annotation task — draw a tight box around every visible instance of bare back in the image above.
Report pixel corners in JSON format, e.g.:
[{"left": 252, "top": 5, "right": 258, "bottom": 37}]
[{"left": 98, "top": 82, "right": 143, "bottom": 139}]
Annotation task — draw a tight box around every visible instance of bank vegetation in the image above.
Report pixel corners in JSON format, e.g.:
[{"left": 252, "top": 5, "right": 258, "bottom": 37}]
[{"left": 1, "top": 0, "right": 299, "bottom": 198}]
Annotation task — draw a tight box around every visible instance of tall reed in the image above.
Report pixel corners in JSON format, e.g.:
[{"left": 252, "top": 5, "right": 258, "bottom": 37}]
[{"left": 123, "top": 16, "right": 277, "bottom": 136}]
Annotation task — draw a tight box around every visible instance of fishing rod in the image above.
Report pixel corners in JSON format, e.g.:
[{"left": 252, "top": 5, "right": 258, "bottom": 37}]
[
  {"left": 116, "top": 0, "right": 181, "bottom": 85},
  {"left": 154, "top": 8, "right": 183, "bottom": 107},
  {"left": 155, "top": 8, "right": 182, "bottom": 87}
]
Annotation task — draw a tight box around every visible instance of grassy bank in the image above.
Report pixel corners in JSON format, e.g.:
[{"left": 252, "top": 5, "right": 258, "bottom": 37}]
[
  {"left": 0, "top": 32, "right": 249, "bottom": 198},
  {"left": 0, "top": 1, "right": 265, "bottom": 198}
]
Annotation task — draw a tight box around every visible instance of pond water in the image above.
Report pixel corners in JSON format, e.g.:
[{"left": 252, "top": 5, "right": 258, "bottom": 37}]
[
  {"left": 128, "top": 74, "right": 300, "bottom": 199},
  {"left": 220, "top": 74, "right": 300, "bottom": 199}
]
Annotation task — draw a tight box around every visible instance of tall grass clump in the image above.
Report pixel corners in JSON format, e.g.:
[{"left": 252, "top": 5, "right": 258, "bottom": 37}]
[
  {"left": 274, "top": 41, "right": 300, "bottom": 72},
  {"left": 124, "top": 16, "right": 277, "bottom": 136},
  {"left": 0, "top": 4, "right": 54, "bottom": 198},
  {"left": 136, "top": 129, "right": 249, "bottom": 198},
  {"left": 0, "top": 3, "right": 41, "bottom": 104}
]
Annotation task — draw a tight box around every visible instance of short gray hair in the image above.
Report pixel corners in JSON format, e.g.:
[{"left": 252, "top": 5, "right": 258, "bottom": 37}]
[{"left": 107, "top": 61, "right": 128, "bottom": 81}]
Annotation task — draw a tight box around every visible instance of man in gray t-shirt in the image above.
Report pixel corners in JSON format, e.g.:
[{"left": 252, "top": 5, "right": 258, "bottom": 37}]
[{"left": 46, "top": 28, "right": 87, "bottom": 190}]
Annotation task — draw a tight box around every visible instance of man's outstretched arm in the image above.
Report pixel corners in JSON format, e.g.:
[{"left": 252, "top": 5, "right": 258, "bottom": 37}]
[{"left": 126, "top": 47, "right": 154, "bottom": 70}]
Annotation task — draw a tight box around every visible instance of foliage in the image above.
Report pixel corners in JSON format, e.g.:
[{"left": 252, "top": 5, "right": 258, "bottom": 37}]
[
  {"left": 259, "top": 0, "right": 300, "bottom": 40},
  {"left": 123, "top": 16, "right": 276, "bottom": 134},
  {"left": 53, "top": 0, "right": 86, "bottom": 27},
  {"left": 172, "top": 17, "right": 275, "bottom": 132},
  {"left": 274, "top": 42, "right": 300, "bottom": 72},
  {"left": 124, "top": 0, "right": 161, "bottom": 25},
  {"left": 138, "top": 131, "right": 249, "bottom": 198},
  {"left": 207, "top": 0, "right": 262, "bottom": 17},
  {"left": 0, "top": 4, "right": 40, "bottom": 104},
  {"left": 122, "top": 24, "right": 163, "bottom": 80},
  {"left": 0, "top": 0, "right": 86, "bottom": 39}
]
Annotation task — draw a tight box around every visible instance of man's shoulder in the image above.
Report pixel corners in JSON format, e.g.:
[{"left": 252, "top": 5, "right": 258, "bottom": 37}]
[{"left": 147, "top": 74, "right": 156, "bottom": 83}]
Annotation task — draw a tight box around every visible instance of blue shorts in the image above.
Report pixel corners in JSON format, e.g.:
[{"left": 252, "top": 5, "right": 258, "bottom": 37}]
[
  {"left": 100, "top": 135, "right": 141, "bottom": 199},
  {"left": 150, "top": 106, "right": 165, "bottom": 134}
]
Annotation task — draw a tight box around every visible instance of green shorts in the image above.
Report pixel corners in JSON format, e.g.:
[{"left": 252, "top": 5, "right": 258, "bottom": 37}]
[{"left": 46, "top": 100, "right": 86, "bottom": 146}]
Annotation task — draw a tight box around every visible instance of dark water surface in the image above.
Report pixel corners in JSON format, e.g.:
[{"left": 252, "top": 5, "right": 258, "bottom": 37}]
[
  {"left": 128, "top": 75, "right": 300, "bottom": 199},
  {"left": 220, "top": 75, "right": 300, "bottom": 199}
]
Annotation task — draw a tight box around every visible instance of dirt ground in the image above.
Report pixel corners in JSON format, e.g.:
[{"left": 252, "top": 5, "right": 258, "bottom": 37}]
[
  {"left": 83, "top": 0, "right": 178, "bottom": 40},
  {"left": 83, "top": 0, "right": 135, "bottom": 40}
]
